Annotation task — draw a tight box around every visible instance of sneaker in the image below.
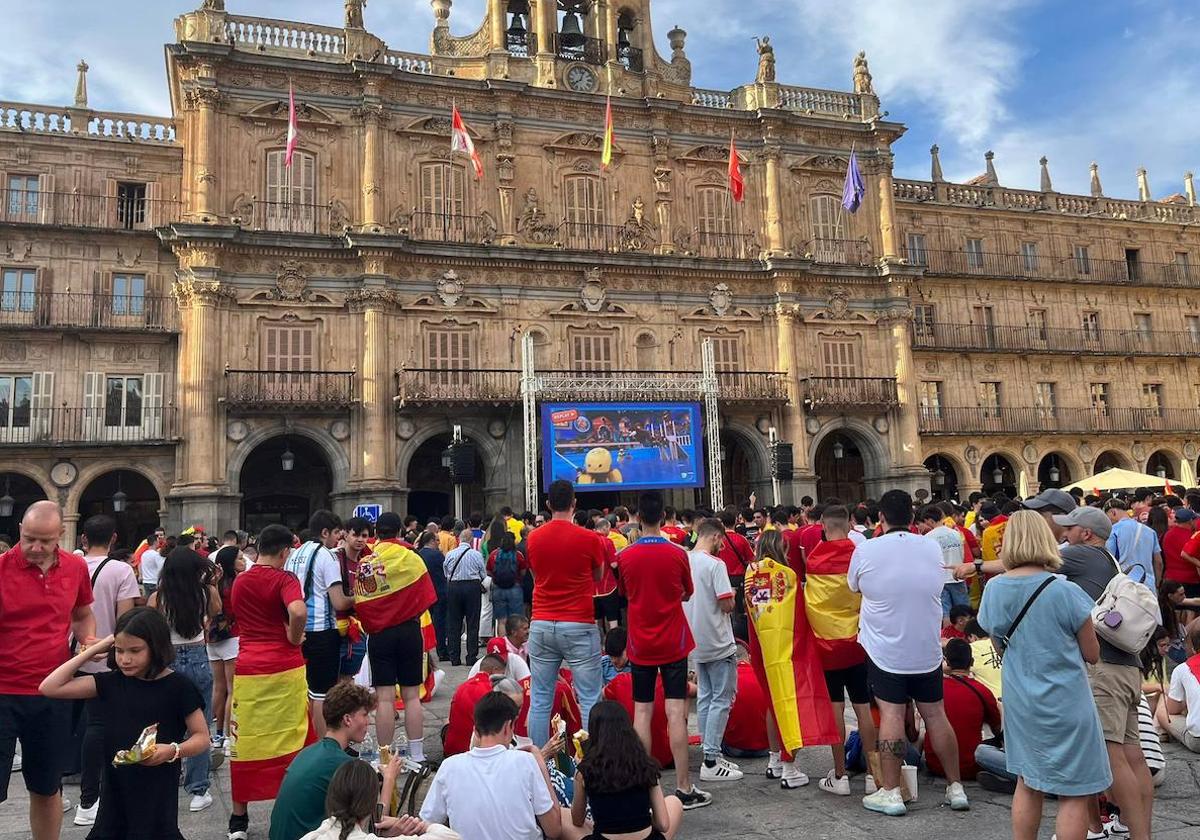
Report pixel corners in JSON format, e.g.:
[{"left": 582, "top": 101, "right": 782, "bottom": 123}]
[
  {"left": 765, "top": 751, "right": 783, "bottom": 779},
  {"left": 190, "top": 792, "right": 213, "bottom": 812},
  {"left": 1104, "top": 818, "right": 1129, "bottom": 837},
  {"left": 61, "top": 795, "right": 72, "bottom": 813},
  {"left": 718, "top": 756, "right": 740, "bottom": 771},
  {"left": 228, "top": 813, "right": 250, "bottom": 840},
  {"left": 675, "top": 785, "right": 713, "bottom": 810},
  {"left": 700, "top": 760, "right": 744, "bottom": 782},
  {"left": 818, "top": 770, "right": 851, "bottom": 796},
  {"left": 780, "top": 762, "right": 809, "bottom": 789},
  {"left": 74, "top": 801, "right": 98, "bottom": 826},
  {"left": 945, "top": 781, "right": 970, "bottom": 811},
  {"left": 211, "top": 733, "right": 225, "bottom": 750},
  {"left": 863, "top": 786, "right": 907, "bottom": 816},
  {"left": 864, "top": 773, "right": 878, "bottom": 794}
]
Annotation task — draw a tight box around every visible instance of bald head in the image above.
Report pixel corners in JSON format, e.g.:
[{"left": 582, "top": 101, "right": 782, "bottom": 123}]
[{"left": 20, "top": 500, "right": 63, "bottom": 567}]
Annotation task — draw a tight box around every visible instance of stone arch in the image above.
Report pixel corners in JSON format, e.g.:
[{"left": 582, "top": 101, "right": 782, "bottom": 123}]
[
  {"left": 0, "top": 464, "right": 56, "bottom": 503},
  {"left": 808, "top": 418, "right": 891, "bottom": 481},
  {"left": 225, "top": 422, "right": 351, "bottom": 496},
  {"left": 395, "top": 417, "right": 505, "bottom": 491},
  {"left": 1037, "top": 448, "right": 1085, "bottom": 488},
  {"left": 923, "top": 450, "right": 968, "bottom": 500},
  {"left": 978, "top": 447, "right": 1023, "bottom": 495},
  {"left": 1146, "top": 447, "right": 1181, "bottom": 480},
  {"left": 920, "top": 448, "right": 970, "bottom": 487},
  {"left": 720, "top": 419, "right": 772, "bottom": 485},
  {"left": 66, "top": 460, "right": 169, "bottom": 516},
  {"left": 1093, "top": 449, "right": 1132, "bottom": 472}
]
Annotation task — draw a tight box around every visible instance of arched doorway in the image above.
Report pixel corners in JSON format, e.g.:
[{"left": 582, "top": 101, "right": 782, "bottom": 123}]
[
  {"left": 1094, "top": 450, "right": 1128, "bottom": 473},
  {"left": 406, "top": 434, "right": 486, "bottom": 524},
  {"left": 721, "top": 431, "right": 753, "bottom": 509},
  {"left": 1037, "top": 452, "right": 1072, "bottom": 489},
  {"left": 0, "top": 472, "right": 48, "bottom": 545},
  {"left": 981, "top": 453, "right": 1018, "bottom": 498},
  {"left": 239, "top": 436, "right": 332, "bottom": 534},
  {"left": 815, "top": 433, "right": 865, "bottom": 503},
  {"left": 1147, "top": 450, "right": 1176, "bottom": 481},
  {"left": 78, "top": 469, "right": 160, "bottom": 550},
  {"left": 924, "top": 454, "right": 959, "bottom": 501}
]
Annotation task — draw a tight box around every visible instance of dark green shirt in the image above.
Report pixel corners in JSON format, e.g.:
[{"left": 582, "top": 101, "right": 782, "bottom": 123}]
[{"left": 268, "top": 737, "right": 354, "bottom": 840}]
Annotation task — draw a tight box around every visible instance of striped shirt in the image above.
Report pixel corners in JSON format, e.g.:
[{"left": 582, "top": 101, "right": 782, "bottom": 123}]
[
  {"left": 1138, "top": 694, "right": 1165, "bottom": 774},
  {"left": 284, "top": 541, "right": 343, "bottom": 632}
]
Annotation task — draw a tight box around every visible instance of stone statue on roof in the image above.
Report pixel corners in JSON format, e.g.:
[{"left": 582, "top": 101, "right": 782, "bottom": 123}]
[
  {"left": 201, "top": 0, "right": 225, "bottom": 10},
  {"left": 853, "top": 51, "right": 874, "bottom": 95},
  {"left": 345, "top": 0, "right": 365, "bottom": 29},
  {"left": 755, "top": 36, "right": 776, "bottom": 83}
]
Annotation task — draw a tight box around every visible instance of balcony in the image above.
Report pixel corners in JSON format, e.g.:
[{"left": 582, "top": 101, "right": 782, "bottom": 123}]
[
  {"left": 506, "top": 31, "right": 537, "bottom": 58},
  {"left": 918, "top": 406, "right": 1200, "bottom": 435},
  {"left": 407, "top": 212, "right": 496, "bottom": 245},
  {"left": 0, "top": 406, "right": 176, "bottom": 446},
  {"left": 618, "top": 45, "right": 644, "bottom": 73},
  {"left": 802, "top": 377, "right": 898, "bottom": 412},
  {"left": 0, "top": 292, "right": 177, "bottom": 332},
  {"left": 915, "top": 248, "right": 1200, "bottom": 288},
  {"left": 239, "top": 200, "right": 339, "bottom": 236},
  {"left": 396, "top": 368, "right": 788, "bottom": 406},
  {"left": 224, "top": 370, "right": 355, "bottom": 412},
  {"left": 913, "top": 322, "right": 1200, "bottom": 357},
  {"left": 804, "top": 238, "right": 874, "bottom": 266},
  {"left": 552, "top": 33, "right": 606, "bottom": 65},
  {"left": 0, "top": 188, "right": 181, "bottom": 231}
]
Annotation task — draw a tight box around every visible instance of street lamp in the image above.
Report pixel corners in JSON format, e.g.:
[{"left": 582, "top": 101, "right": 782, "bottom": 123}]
[
  {"left": 992, "top": 466, "right": 1004, "bottom": 486},
  {"left": 931, "top": 468, "right": 946, "bottom": 487},
  {"left": 112, "top": 473, "right": 127, "bottom": 513},
  {"left": 1156, "top": 464, "right": 1167, "bottom": 479},
  {"left": 281, "top": 442, "right": 296, "bottom": 472},
  {"left": 1049, "top": 463, "right": 1060, "bottom": 484},
  {"left": 832, "top": 440, "right": 845, "bottom": 460},
  {"left": 0, "top": 476, "right": 13, "bottom": 518}
]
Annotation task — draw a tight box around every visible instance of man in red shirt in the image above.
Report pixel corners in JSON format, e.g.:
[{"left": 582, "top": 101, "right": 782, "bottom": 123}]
[
  {"left": 0, "top": 501, "right": 96, "bottom": 840},
  {"left": 442, "top": 654, "right": 506, "bottom": 756},
  {"left": 1165, "top": 509, "right": 1200, "bottom": 597},
  {"left": 926, "top": 639, "right": 1002, "bottom": 781},
  {"left": 618, "top": 491, "right": 709, "bottom": 809},
  {"left": 716, "top": 511, "right": 753, "bottom": 639},
  {"left": 525, "top": 479, "right": 605, "bottom": 748},
  {"left": 722, "top": 651, "right": 769, "bottom": 757},
  {"left": 660, "top": 506, "right": 688, "bottom": 545}
]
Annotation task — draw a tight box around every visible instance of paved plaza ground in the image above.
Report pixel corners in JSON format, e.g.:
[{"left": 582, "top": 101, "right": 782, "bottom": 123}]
[{"left": 3, "top": 667, "right": 1198, "bottom": 840}]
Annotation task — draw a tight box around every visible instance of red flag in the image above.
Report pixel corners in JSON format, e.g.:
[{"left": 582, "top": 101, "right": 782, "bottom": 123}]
[
  {"left": 285, "top": 83, "right": 299, "bottom": 168},
  {"left": 1165, "top": 481, "right": 1175, "bottom": 496},
  {"left": 728, "top": 134, "right": 744, "bottom": 203},
  {"left": 450, "top": 104, "right": 483, "bottom": 181}
]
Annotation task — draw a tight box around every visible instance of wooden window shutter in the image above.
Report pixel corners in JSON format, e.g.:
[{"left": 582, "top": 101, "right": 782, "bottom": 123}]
[
  {"left": 83, "top": 371, "right": 104, "bottom": 441},
  {"left": 37, "top": 173, "right": 56, "bottom": 224},
  {"left": 145, "top": 181, "right": 163, "bottom": 227},
  {"left": 141, "top": 372, "right": 164, "bottom": 439},
  {"left": 30, "top": 371, "right": 53, "bottom": 441},
  {"left": 33, "top": 267, "right": 51, "bottom": 326},
  {"left": 103, "top": 177, "right": 119, "bottom": 228},
  {"left": 146, "top": 273, "right": 163, "bottom": 326}
]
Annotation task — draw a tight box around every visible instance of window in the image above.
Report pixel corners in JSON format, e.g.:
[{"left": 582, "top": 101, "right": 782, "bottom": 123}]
[
  {"left": 116, "top": 182, "right": 147, "bottom": 230},
  {"left": 1, "top": 268, "right": 36, "bottom": 312},
  {"left": 1028, "top": 309, "right": 1048, "bottom": 341},
  {"left": 564, "top": 175, "right": 604, "bottom": 226},
  {"left": 263, "top": 324, "right": 317, "bottom": 371},
  {"left": 704, "top": 335, "right": 740, "bottom": 372},
  {"left": 965, "top": 238, "right": 984, "bottom": 269},
  {"left": 809, "top": 195, "right": 843, "bottom": 243},
  {"left": 913, "top": 304, "right": 936, "bottom": 339},
  {"left": 977, "top": 381, "right": 1001, "bottom": 417},
  {"left": 1035, "top": 382, "right": 1057, "bottom": 418},
  {"left": 1134, "top": 313, "right": 1152, "bottom": 339},
  {"left": 906, "top": 233, "right": 928, "bottom": 266},
  {"left": 972, "top": 305, "right": 996, "bottom": 347},
  {"left": 427, "top": 328, "right": 472, "bottom": 386},
  {"left": 419, "top": 162, "right": 466, "bottom": 218},
  {"left": 918, "top": 381, "right": 943, "bottom": 419},
  {"left": 6, "top": 175, "right": 39, "bottom": 221},
  {"left": 1175, "top": 251, "right": 1192, "bottom": 283},
  {"left": 820, "top": 336, "right": 860, "bottom": 378},
  {"left": 1125, "top": 248, "right": 1140, "bottom": 282},
  {"left": 265, "top": 149, "right": 316, "bottom": 232},
  {"left": 1188, "top": 315, "right": 1200, "bottom": 342},
  {"left": 111, "top": 274, "right": 146, "bottom": 316},
  {"left": 1082, "top": 311, "right": 1100, "bottom": 340},
  {"left": 1020, "top": 241, "right": 1039, "bottom": 273},
  {"left": 1142, "top": 383, "right": 1164, "bottom": 416},
  {"left": 104, "top": 376, "right": 143, "bottom": 428},
  {"left": 571, "top": 333, "right": 614, "bottom": 371},
  {"left": 0, "top": 374, "right": 32, "bottom": 429},
  {"left": 1089, "top": 382, "right": 1110, "bottom": 415},
  {"left": 697, "top": 187, "right": 731, "bottom": 234},
  {"left": 1073, "top": 244, "right": 1091, "bottom": 276}
]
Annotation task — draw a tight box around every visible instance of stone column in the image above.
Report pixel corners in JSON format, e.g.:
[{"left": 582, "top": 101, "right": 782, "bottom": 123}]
[
  {"left": 886, "top": 302, "right": 922, "bottom": 469},
  {"left": 490, "top": 0, "right": 507, "bottom": 49},
  {"left": 359, "top": 105, "right": 385, "bottom": 231},
  {"left": 774, "top": 303, "right": 808, "bottom": 473},
  {"left": 352, "top": 288, "right": 395, "bottom": 484},
  {"left": 763, "top": 146, "right": 786, "bottom": 255},
  {"left": 188, "top": 88, "right": 221, "bottom": 223},
  {"left": 877, "top": 159, "right": 899, "bottom": 260}
]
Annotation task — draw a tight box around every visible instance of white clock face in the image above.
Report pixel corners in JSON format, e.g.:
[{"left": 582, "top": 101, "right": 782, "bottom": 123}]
[
  {"left": 51, "top": 461, "right": 77, "bottom": 487},
  {"left": 566, "top": 65, "right": 598, "bottom": 93}
]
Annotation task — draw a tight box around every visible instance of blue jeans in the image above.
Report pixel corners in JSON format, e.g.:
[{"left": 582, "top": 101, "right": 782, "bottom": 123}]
[
  {"left": 528, "top": 621, "right": 602, "bottom": 748},
  {"left": 491, "top": 586, "right": 524, "bottom": 624},
  {"left": 696, "top": 654, "right": 737, "bottom": 760},
  {"left": 173, "top": 643, "right": 213, "bottom": 795},
  {"left": 975, "top": 743, "right": 1016, "bottom": 781},
  {"left": 940, "top": 581, "right": 970, "bottom": 618}
]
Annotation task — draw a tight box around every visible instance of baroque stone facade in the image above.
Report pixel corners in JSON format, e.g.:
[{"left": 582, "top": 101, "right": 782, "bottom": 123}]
[{"left": 1, "top": 0, "right": 1198, "bottom": 542}]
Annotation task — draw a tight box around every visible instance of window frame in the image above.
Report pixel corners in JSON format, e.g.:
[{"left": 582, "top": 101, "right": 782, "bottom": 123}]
[
  {"left": 103, "top": 375, "right": 144, "bottom": 429},
  {"left": 965, "top": 237, "right": 985, "bottom": 270},
  {"left": 570, "top": 331, "right": 615, "bottom": 372},
  {"left": 111, "top": 273, "right": 146, "bottom": 316},
  {"left": 0, "top": 267, "right": 36, "bottom": 313},
  {"left": 1073, "top": 244, "right": 1091, "bottom": 276},
  {"left": 0, "top": 373, "right": 33, "bottom": 429},
  {"left": 5, "top": 174, "right": 40, "bottom": 222},
  {"left": 264, "top": 149, "right": 317, "bottom": 233},
  {"left": 905, "top": 232, "right": 928, "bottom": 266}
]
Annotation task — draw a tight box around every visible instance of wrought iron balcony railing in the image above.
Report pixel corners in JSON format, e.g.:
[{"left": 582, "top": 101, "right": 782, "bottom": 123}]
[
  {"left": 618, "top": 45, "right": 644, "bottom": 73},
  {"left": 0, "top": 188, "right": 181, "bottom": 231},
  {"left": 0, "top": 292, "right": 177, "bottom": 332},
  {"left": 802, "top": 377, "right": 898, "bottom": 411},
  {"left": 918, "top": 406, "right": 1200, "bottom": 435},
  {"left": 224, "top": 370, "right": 355, "bottom": 411},
  {"left": 0, "top": 406, "right": 176, "bottom": 446},
  {"left": 913, "top": 322, "right": 1200, "bottom": 356},
  {"left": 913, "top": 248, "right": 1200, "bottom": 288},
  {"left": 552, "top": 33, "right": 606, "bottom": 65},
  {"left": 406, "top": 211, "right": 496, "bottom": 245},
  {"left": 803, "top": 238, "right": 874, "bottom": 266}
]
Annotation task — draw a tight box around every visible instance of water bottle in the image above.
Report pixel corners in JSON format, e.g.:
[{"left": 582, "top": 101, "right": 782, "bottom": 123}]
[{"left": 358, "top": 731, "right": 379, "bottom": 764}]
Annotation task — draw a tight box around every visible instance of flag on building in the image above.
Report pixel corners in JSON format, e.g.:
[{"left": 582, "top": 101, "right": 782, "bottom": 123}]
[
  {"left": 601, "top": 95, "right": 614, "bottom": 170},
  {"left": 728, "top": 134, "right": 745, "bottom": 203},
  {"left": 841, "top": 149, "right": 865, "bottom": 213},
  {"left": 285, "top": 83, "right": 299, "bottom": 168},
  {"left": 803, "top": 539, "right": 866, "bottom": 671},
  {"left": 451, "top": 104, "right": 484, "bottom": 180},
  {"left": 744, "top": 556, "right": 840, "bottom": 760}
]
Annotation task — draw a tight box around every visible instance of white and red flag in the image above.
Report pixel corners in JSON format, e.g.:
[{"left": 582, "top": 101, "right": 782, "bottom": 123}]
[
  {"left": 284, "top": 83, "right": 299, "bottom": 168},
  {"left": 450, "top": 104, "right": 483, "bottom": 180}
]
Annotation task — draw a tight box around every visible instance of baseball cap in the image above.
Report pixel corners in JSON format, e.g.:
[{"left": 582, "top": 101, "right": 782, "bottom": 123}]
[
  {"left": 1023, "top": 489, "right": 1076, "bottom": 514},
  {"left": 1052, "top": 506, "right": 1112, "bottom": 539},
  {"left": 978, "top": 502, "right": 1002, "bottom": 521},
  {"left": 1175, "top": 508, "right": 1198, "bottom": 523},
  {"left": 486, "top": 637, "right": 508, "bottom": 658}
]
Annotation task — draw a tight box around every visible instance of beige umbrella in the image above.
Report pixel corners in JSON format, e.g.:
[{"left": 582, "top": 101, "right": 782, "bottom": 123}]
[
  {"left": 1062, "top": 467, "right": 1169, "bottom": 492},
  {"left": 1182, "top": 458, "right": 1197, "bottom": 490}
]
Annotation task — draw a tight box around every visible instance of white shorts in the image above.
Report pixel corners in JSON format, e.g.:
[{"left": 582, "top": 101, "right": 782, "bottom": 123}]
[{"left": 207, "top": 637, "right": 240, "bottom": 661}]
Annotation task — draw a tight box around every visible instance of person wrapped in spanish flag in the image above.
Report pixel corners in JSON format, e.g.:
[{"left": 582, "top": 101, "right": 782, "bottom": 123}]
[{"left": 744, "top": 530, "right": 840, "bottom": 789}]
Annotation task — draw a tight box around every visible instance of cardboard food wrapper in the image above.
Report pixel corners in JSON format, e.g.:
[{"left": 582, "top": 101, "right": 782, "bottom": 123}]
[
  {"left": 571, "top": 729, "right": 589, "bottom": 762},
  {"left": 113, "top": 724, "right": 158, "bottom": 766},
  {"left": 551, "top": 714, "right": 566, "bottom": 740}
]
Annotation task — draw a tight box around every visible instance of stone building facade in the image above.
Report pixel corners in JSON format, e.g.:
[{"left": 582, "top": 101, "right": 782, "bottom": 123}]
[{"left": 1, "top": 0, "right": 1198, "bottom": 543}]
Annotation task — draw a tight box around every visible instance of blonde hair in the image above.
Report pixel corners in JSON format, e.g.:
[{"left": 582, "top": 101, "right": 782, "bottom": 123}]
[{"left": 999, "top": 510, "right": 1062, "bottom": 571}]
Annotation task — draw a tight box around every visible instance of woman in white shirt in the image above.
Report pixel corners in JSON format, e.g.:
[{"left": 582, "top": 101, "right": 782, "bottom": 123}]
[{"left": 300, "top": 760, "right": 457, "bottom": 840}]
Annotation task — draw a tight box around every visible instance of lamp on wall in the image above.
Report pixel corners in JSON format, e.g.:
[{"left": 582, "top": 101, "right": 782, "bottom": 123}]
[
  {"left": 281, "top": 441, "right": 296, "bottom": 472},
  {"left": 992, "top": 466, "right": 1004, "bottom": 486},
  {"left": 931, "top": 468, "right": 946, "bottom": 487},
  {"left": 1048, "top": 457, "right": 1060, "bottom": 484},
  {"left": 0, "top": 476, "right": 14, "bottom": 518},
  {"left": 112, "top": 473, "right": 127, "bottom": 514},
  {"left": 1156, "top": 464, "right": 1167, "bottom": 479},
  {"left": 832, "top": 440, "right": 845, "bottom": 460}
]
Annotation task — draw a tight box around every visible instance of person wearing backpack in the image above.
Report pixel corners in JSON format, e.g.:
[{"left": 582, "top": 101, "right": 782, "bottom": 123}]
[
  {"left": 487, "top": 532, "right": 527, "bottom": 638},
  {"left": 1055, "top": 505, "right": 1156, "bottom": 840}
]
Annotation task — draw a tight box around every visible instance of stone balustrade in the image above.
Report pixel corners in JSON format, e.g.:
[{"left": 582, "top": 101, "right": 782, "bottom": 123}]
[
  {"left": 224, "top": 14, "right": 346, "bottom": 58},
  {"left": 383, "top": 50, "right": 434, "bottom": 74},
  {"left": 777, "top": 84, "right": 862, "bottom": 116},
  {"left": 691, "top": 88, "right": 733, "bottom": 109},
  {"left": 0, "top": 102, "right": 76, "bottom": 135},
  {"left": 1, "top": 101, "right": 176, "bottom": 144},
  {"left": 87, "top": 112, "right": 176, "bottom": 143}
]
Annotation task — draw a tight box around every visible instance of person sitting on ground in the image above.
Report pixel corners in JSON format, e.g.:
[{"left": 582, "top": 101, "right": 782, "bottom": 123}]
[
  {"left": 445, "top": 654, "right": 509, "bottom": 757},
  {"left": 1165, "top": 624, "right": 1200, "bottom": 752},
  {"left": 570, "top": 701, "right": 684, "bottom": 840},
  {"left": 600, "top": 627, "right": 631, "bottom": 685},
  {"left": 720, "top": 644, "right": 769, "bottom": 759},
  {"left": 299, "top": 759, "right": 458, "bottom": 840},
  {"left": 925, "top": 639, "right": 1001, "bottom": 782},
  {"left": 941, "top": 604, "right": 976, "bottom": 642},
  {"left": 469, "top": 637, "right": 531, "bottom": 684},
  {"left": 603, "top": 669, "right": 673, "bottom": 770},
  {"left": 270, "top": 682, "right": 399, "bottom": 840},
  {"left": 491, "top": 613, "right": 530, "bottom": 661},
  {"left": 964, "top": 620, "right": 1002, "bottom": 701}
]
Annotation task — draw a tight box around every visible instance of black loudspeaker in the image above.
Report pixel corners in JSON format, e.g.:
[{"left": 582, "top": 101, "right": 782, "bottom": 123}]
[
  {"left": 449, "top": 442, "right": 476, "bottom": 483},
  {"left": 772, "top": 442, "right": 793, "bottom": 481}
]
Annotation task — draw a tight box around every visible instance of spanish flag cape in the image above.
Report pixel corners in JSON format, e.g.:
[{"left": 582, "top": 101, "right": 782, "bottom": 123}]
[
  {"left": 745, "top": 557, "right": 840, "bottom": 760},
  {"left": 803, "top": 538, "right": 866, "bottom": 671},
  {"left": 353, "top": 538, "right": 437, "bottom": 634}
]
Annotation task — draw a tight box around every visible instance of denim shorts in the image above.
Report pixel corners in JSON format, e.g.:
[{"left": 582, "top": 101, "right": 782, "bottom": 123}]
[
  {"left": 491, "top": 585, "right": 524, "bottom": 622},
  {"left": 940, "top": 581, "right": 970, "bottom": 617}
]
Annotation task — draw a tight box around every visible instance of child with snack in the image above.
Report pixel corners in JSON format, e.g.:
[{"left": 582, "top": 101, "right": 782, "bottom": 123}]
[{"left": 39, "top": 607, "right": 210, "bottom": 839}]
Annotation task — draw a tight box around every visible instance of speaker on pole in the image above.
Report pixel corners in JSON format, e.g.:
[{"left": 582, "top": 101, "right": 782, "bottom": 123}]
[{"left": 772, "top": 442, "right": 793, "bottom": 481}]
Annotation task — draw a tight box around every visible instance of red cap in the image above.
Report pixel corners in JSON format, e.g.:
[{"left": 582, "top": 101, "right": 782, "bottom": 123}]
[{"left": 486, "top": 638, "right": 507, "bottom": 658}]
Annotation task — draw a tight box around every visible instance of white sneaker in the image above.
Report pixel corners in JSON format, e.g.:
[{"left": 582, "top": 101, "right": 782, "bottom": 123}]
[
  {"left": 700, "top": 759, "right": 744, "bottom": 782},
  {"left": 864, "top": 773, "right": 878, "bottom": 794},
  {"left": 11, "top": 751, "right": 20, "bottom": 771},
  {"left": 74, "top": 801, "right": 98, "bottom": 826},
  {"left": 61, "top": 794, "right": 72, "bottom": 812},
  {"left": 1105, "top": 818, "right": 1129, "bottom": 836},
  {"left": 945, "top": 781, "right": 969, "bottom": 811},
  {"left": 765, "top": 751, "right": 783, "bottom": 779},
  {"left": 863, "top": 786, "right": 907, "bottom": 816},
  {"left": 190, "top": 791, "right": 214, "bottom": 812},
  {"left": 780, "top": 761, "right": 809, "bottom": 789},
  {"left": 718, "top": 756, "right": 740, "bottom": 771},
  {"left": 818, "top": 769, "right": 851, "bottom": 796}
]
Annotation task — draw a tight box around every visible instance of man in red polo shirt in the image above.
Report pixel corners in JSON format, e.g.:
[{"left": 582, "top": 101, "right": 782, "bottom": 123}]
[
  {"left": 618, "top": 491, "right": 709, "bottom": 810},
  {"left": 0, "top": 501, "right": 96, "bottom": 840},
  {"left": 525, "top": 480, "right": 605, "bottom": 748},
  {"left": 442, "top": 654, "right": 506, "bottom": 756}
]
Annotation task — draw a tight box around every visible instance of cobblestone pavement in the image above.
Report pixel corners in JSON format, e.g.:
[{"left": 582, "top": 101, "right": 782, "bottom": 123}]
[{"left": 2, "top": 666, "right": 1198, "bottom": 839}]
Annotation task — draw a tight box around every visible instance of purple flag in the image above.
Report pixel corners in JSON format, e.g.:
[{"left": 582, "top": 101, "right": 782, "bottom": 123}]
[{"left": 842, "top": 151, "right": 866, "bottom": 213}]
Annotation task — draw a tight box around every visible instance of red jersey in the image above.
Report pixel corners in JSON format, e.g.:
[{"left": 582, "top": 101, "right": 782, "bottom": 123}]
[
  {"left": 618, "top": 537, "right": 694, "bottom": 666},
  {"left": 0, "top": 546, "right": 93, "bottom": 695},
  {"left": 781, "top": 527, "right": 806, "bottom": 573},
  {"left": 925, "top": 674, "right": 1001, "bottom": 780},
  {"left": 228, "top": 564, "right": 306, "bottom": 673},
  {"left": 514, "top": 674, "right": 581, "bottom": 739},
  {"left": 958, "top": 526, "right": 980, "bottom": 561},
  {"left": 716, "top": 529, "right": 753, "bottom": 578},
  {"left": 604, "top": 672, "right": 673, "bottom": 768},
  {"left": 528, "top": 520, "right": 605, "bottom": 624},
  {"left": 661, "top": 525, "right": 688, "bottom": 546},
  {"left": 722, "top": 661, "right": 769, "bottom": 753},
  {"left": 443, "top": 673, "right": 495, "bottom": 756},
  {"left": 941, "top": 625, "right": 967, "bottom": 641},
  {"left": 595, "top": 536, "right": 618, "bottom": 597},
  {"left": 1165, "top": 526, "right": 1200, "bottom": 584}
]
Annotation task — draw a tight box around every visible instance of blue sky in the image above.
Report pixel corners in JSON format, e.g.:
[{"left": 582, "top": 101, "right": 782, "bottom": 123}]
[{"left": 2, "top": 0, "right": 1197, "bottom": 198}]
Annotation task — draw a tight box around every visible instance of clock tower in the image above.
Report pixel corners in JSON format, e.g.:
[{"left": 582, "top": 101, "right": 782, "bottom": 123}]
[{"left": 428, "top": 0, "right": 693, "bottom": 102}]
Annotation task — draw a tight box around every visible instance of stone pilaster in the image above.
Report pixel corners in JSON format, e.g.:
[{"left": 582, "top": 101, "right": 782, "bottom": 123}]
[
  {"left": 877, "top": 153, "right": 899, "bottom": 261},
  {"left": 347, "top": 286, "right": 399, "bottom": 483},
  {"left": 763, "top": 145, "right": 786, "bottom": 255},
  {"left": 773, "top": 301, "right": 808, "bottom": 473},
  {"left": 185, "top": 87, "right": 222, "bottom": 223},
  {"left": 357, "top": 104, "right": 386, "bottom": 231}
]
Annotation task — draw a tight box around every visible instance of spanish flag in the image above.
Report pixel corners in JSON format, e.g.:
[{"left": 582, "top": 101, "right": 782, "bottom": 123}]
[
  {"left": 601, "top": 94, "right": 614, "bottom": 170},
  {"left": 803, "top": 538, "right": 866, "bottom": 671},
  {"left": 745, "top": 557, "right": 840, "bottom": 760},
  {"left": 353, "top": 538, "right": 437, "bottom": 634}
]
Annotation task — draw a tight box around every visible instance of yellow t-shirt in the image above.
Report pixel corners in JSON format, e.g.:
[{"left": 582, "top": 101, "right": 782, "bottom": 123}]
[
  {"left": 608, "top": 530, "right": 629, "bottom": 552},
  {"left": 505, "top": 517, "right": 525, "bottom": 541},
  {"left": 970, "top": 638, "right": 1003, "bottom": 700},
  {"left": 964, "top": 510, "right": 978, "bottom": 530}
]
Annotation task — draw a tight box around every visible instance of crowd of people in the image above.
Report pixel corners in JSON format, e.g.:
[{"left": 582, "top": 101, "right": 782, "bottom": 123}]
[{"left": 1, "top": 477, "right": 1199, "bottom": 840}]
